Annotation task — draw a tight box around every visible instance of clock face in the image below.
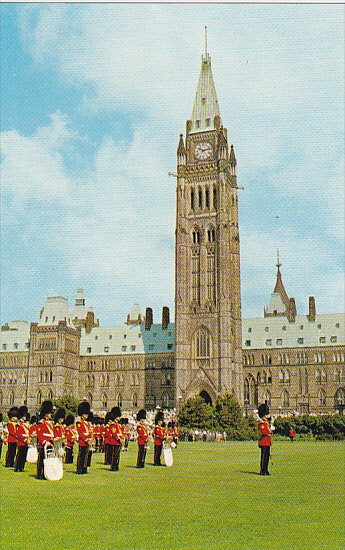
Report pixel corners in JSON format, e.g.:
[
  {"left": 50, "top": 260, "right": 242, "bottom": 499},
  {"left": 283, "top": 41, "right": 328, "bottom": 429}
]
[{"left": 194, "top": 141, "right": 213, "bottom": 160}]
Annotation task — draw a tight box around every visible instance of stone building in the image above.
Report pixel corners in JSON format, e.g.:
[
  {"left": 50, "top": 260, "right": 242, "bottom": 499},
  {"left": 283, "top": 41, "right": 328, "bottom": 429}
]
[{"left": 0, "top": 45, "right": 344, "bottom": 416}]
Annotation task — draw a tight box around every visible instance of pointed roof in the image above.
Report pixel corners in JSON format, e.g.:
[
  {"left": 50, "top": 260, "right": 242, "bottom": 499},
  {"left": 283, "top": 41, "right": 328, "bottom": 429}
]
[
  {"left": 264, "top": 253, "right": 291, "bottom": 317},
  {"left": 190, "top": 37, "right": 221, "bottom": 134},
  {"left": 177, "top": 134, "right": 186, "bottom": 154},
  {"left": 229, "top": 144, "right": 237, "bottom": 166}
]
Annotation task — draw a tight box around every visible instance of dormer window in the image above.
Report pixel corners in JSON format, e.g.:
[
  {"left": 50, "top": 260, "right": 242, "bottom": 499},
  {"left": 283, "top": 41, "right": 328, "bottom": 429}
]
[
  {"left": 206, "top": 118, "right": 210, "bottom": 126},
  {"left": 202, "top": 97, "right": 206, "bottom": 104},
  {"left": 196, "top": 120, "right": 200, "bottom": 128}
]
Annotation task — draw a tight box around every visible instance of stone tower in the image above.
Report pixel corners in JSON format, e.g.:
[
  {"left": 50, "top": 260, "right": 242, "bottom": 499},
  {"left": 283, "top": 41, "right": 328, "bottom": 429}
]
[{"left": 175, "top": 37, "right": 243, "bottom": 406}]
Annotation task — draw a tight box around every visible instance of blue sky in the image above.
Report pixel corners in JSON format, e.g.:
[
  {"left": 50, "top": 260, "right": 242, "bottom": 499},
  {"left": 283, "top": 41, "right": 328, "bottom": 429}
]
[{"left": 1, "top": 4, "right": 344, "bottom": 326}]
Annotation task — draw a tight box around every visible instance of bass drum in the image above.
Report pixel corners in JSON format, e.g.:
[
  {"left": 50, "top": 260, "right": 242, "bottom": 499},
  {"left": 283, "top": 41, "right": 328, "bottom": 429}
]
[
  {"left": 26, "top": 445, "right": 38, "bottom": 463},
  {"left": 163, "top": 443, "right": 173, "bottom": 467}
]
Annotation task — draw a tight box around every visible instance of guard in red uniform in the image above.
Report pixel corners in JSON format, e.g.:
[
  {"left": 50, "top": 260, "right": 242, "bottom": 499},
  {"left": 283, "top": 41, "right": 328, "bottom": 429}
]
[
  {"left": 29, "top": 416, "right": 37, "bottom": 442},
  {"left": 258, "top": 403, "right": 272, "bottom": 476},
  {"left": 120, "top": 418, "right": 130, "bottom": 451},
  {"left": 14, "top": 406, "right": 31, "bottom": 472},
  {"left": 5, "top": 406, "right": 18, "bottom": 467},
  {"left": 64, "top": 414, "right": 76, "bottom": 464},
  {"left": 289, "top": 427, "right": 295, "bottom": 442},
  {"left": 36, "top": 400, "right": 55, "bottom": 479},
  {"left": 104, "top": 412, "right": 112, "bottom": 465},
  {"left": 153, "top": 411, "right": 165, "bottom": 466},
  {"left": 54, "top": 408, "right": 66, "bottom": 458},
  {"left": 99, "top": 419, "right": 105, "bottom": 454},
  {"left": 76, "top": 401, "right": 92, "bottom": 475},
  {"left": 136, "top": 409, "right": 149, "bottom": 468},
  {"left": 109, "top": 407, "right": 123, "bottom": 471}
]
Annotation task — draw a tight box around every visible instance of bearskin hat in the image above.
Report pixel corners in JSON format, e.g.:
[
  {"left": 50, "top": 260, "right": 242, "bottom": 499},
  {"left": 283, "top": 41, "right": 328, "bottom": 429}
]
[
  {"left": 77, "top": 401, "right": 91, "bottom": 416},
  {"left": 137, "top": 409, "right": 146, "bottom": 421},
  {"left": 0, "top": 413, "right": 3, "bottom": 422},
  {"left": 39, "top": 400, "right": 53, "bottom": 419},
  {"left": 104, "top": 411, "right": 112, "bottom": 425},
  {"left": 54, "top": 408, "right": 66, "bottom": 423},
  {"left": 119, "top": 417, "right": 129, "bottom": 425},
  {"left": 111, "top": 406, "right": 121, "bottom": 418},
  {"left": 30, "top": 415, "right": 37, "bottom": 424},
  {"left": 8, "top": 406, "right": 18, "bottom": 419},
  {"left": 18, "top": 405, "right": 28, "bottom": 419},
  {"left": 108, "top": 411, "right": 115, "bottom": 422},
  {"left": 88, "top": 411, "right": 94, "bottom": 423},
  {"left": 64, "top": 414, "right": 75, "bottom": 426},
  {"left": 155, "top": 411, "right": 164, "bottom": 424},
  {"left": 258, "top": 403, "right": 270, "bottom": 418}
]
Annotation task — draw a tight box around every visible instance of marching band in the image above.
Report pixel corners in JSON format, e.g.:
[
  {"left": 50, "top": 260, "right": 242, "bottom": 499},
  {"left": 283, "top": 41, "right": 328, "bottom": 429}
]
[{"left": 0, "top": 400, "right": 180, "bottom": 480}]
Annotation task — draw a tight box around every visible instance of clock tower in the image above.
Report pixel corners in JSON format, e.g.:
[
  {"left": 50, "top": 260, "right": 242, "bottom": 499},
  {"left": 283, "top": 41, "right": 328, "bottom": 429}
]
[{"left": 175, "top": 39, "right": 243, "bottom": 406}]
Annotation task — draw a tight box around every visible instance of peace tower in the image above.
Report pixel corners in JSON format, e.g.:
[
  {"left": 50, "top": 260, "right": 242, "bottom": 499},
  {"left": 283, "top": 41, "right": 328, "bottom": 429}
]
[{"left": 174, "top": 37, "right": 243, "bottom": 406}]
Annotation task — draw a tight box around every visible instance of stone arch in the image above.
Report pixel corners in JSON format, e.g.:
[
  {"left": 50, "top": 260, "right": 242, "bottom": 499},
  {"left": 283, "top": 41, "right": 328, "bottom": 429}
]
[
  {"left": 244, "top": 374, "right": 258, "bottom": 407},
  {"left": 199, "top": 390, "right": 212, "bottom": 405}
]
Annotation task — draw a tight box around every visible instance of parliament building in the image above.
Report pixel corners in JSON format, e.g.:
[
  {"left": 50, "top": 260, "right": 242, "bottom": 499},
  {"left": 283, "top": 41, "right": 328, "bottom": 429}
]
[{"left": 1, "top": 47, "right": 344, "bottom": 416}]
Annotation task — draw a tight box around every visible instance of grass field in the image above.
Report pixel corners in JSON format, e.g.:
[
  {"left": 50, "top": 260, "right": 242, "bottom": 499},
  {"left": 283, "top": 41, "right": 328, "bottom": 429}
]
[{"left": 1, "top": 441, "right": 344, "bottom": 550}]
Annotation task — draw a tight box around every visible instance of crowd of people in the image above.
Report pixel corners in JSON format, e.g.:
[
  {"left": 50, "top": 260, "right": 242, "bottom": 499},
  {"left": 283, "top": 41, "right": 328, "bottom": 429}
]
[{"left": 0, "top": 401, "right": 179, "bottom": 479}]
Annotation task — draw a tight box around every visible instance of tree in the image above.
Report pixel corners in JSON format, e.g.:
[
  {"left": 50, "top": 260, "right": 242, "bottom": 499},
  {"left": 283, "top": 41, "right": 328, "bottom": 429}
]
[
  {"left": 53, "top": 395, "right": 79, "bottom": 417},
  {"left": 214, "top": 393, "right": 249, "bottom": 439},
  {"left": 178, "top": 396, "right": 213, "bottom": 429}
]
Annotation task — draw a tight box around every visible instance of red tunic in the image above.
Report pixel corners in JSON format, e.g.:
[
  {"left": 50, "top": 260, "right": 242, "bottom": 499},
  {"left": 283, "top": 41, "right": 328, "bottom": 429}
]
[
  {"left": 29, "top": 425, "right": 37, "bottom": 438},
  {"left": 258, "top": 419, "right": 272, "bottom": 447},
  {"left": 37, "top": 420, "right": 55, "bottom": 447},
  {"left": 16, "top": 422, "right": 30, "bottom": 447},
  {"left": 65, "top": 427, "right": 77, "bottom": 448},
  {"left": 153, "top": 426, "right": 166, "bottom": 447},
  {"left": 7, "top": 421, "right": 17, "bottom": 443},
  {"left": 54, "top": 423, "right": 66, "bottom": 440},
  {"left": 76, "top": 419, "right": 92, "bottom": 447},
  {"left": 110, "top": 422, "right": 123, "bottom": 446},
  {"left": 104, "top": 425, "right": 111, "bottom": 445},
  {"left": 137, "top": 424, "right": 149, "bottom": 446},
  {"left": 289, "top": 428, "right": 295, "bottom": 437}
]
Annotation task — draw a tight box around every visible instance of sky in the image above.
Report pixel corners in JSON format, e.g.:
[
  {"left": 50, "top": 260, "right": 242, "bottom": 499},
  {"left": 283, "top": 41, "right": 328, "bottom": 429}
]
[{"left": 1, "top": 4, "right": 344, "bottom": 326}]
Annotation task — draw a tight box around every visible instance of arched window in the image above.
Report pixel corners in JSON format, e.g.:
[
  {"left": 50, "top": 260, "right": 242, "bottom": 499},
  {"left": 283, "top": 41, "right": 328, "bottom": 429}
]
[
  {"left": 116, "top": 393, "right": 123, "bottom": 408},
  {"left": 198, "top": 188, "right": 203, "bottom": 209},
  {"left": 102, "top": 393, "right": 108, "bottom": 409},
  {"left": 162, "top": 392, "right": 170, "bottom": 407},
  {"left": 205, "top": 188, "right": 210, "bottom": 209},
  {"left": 213, "top": 187, "right": 217, "bottom": 209},
  {"left": 192, "top": 228, "right": 201, "bottom": 245},
  {"left": 47, "top": 390, "right": 53, "bottom": 400},
  {"left": 36, "top": 390, "right": 42, "bottom": 405},
  {"left": 279, "top": 370, "right": 284, "bottom": 384},
  {"left": 315, "top": 369, "right": 321, "bottom": 384},
  {"left": 282, "top": 390, "right": 289, "bottom": 408},
  {"left": 319, "top": 389, "right": 326, "bottom": 406},
  {"left": 284, "top": 369, "right": 290, "bottom": 384},
  {"left": 267, "top": 370, "right": 272, "bottom": 384},
  {"left": 193, "top": 327, "right": 212, "bottom": 359},
  {"left": 9, "top": 391, "right": 15, "bottom": 405},
  {"left": 335, "top": 388, "right": 345, "bottom": 406},
  {"left": 207, "top": 226, "right": 215, "bottom": 242},
  {"left": 132, "top": 393, "right": 138, "bottom": 408},
  {"left": 244, "top": 375, "right": 257, "bottom": 406},
  {"left": 49, "top": 370, "right": 53, "bottom": 383},
  {"left": 191, "top": 189, "right": 195, "bottom": 211}
]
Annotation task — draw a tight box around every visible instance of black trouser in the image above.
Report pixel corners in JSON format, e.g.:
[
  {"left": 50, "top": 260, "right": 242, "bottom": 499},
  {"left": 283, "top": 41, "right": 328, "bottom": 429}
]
[
  {"left": 14, "top": 445, "right": 28, "bottom": 471},
  {"left": 137, "top": 445, "right": 147, "bottom": 468},
  {"left": 110, "top": 445, "right": 121, "bottom": 470},
  {"left": 104, "top": 444, "right": 112, "bottom": 465},
  {"left": 154, "top": 444, "right": 163, "bottom": 466},
  {"left": 65, "top": 446, "right": 74, "bottom": 464},
  {"left": 76, "top": 445, "right": 88, "bottom": 474},
  {"left": 260, "top": 446, "right": 270, "bottom": 475},
  {"left": 37, "top": 446, "right": 45, "bottom": 479},
  {"left": 87, "top": 449, "right": 92, "bottom": 467},
  {"left": 0, "top": 442, "right": 3, "bottom": 459},
  {"left": 5, "top": 442, "right": 17, "bottom": 467}
]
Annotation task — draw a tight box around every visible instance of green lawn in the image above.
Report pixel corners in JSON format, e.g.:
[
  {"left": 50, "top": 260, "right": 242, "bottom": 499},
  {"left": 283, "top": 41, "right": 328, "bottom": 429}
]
[{"left": 1, "top": 441, "right": 344, "bottom": 550}]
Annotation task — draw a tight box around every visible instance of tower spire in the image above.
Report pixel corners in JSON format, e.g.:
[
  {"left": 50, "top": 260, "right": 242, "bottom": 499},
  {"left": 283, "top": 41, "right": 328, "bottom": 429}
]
[{"left": 189, "top": 29, "right": 221, "bottom": 134}]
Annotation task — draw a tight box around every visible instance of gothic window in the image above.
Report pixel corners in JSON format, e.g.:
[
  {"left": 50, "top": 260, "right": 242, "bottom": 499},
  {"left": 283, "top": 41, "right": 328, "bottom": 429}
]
[
  {"left": 319, "top": 389, "right": 326, "bottom": 406},
  {"left": 267, "top": 370, "right": 272, "bottom": 384},
  {"left": 207, "top": 246, "right": 216, "bottom": 304},
  {"left": 162, "top": 392, "right": 170, "bottom": 407},
  {"left": 284, "top": 369, "right": 290, "bottom": 384},
  {"left": 205, "top": 188, "right": 210, "bottom": 209},
  {"left": 49, "top": 370, "right": 53, "bottom": 383},
  {"left": 244, "top": 375, "right": 257, "bottom": 406},
  {"left": 213, "top": 187, "right": 217, "bottom": 209},
  {"left": 9, "top": 391, "right": 15, "bottom": 405},
  {"left": 116, "top": 393, "right": 123, "bottom": 408},
  {"left": 192, "top": 229, "right": 201, "bottom": 245},
  {"left": 198, "top": 188, "right": 203, "bottom": 209},
  {"left": 191, "top": 189, "right": 195, "bottom": 211},
  {"left": 191, "top": 248, "right": 201, "bottom": 305},
  {"left": 207, "top": 227, "right": 215, "bottom": 242},
  {"left": 335, "top": 388, "right": 345, "bottom": 406},
  {"left": 132, "top": 393, "right": 138, "bottom": 408},
  {"left": 36, "top": 390, "right": 42, "bottom": 406},
  {"left": 315, "top": 369, "right": 321, "bottom": 384},
  {"left": 206, "top": 118, "right": 210, "bottom": 126},
  {"left": 193, "top": 327, "right": 212, "bottom": 359},
  {"left": 279, "top": 370, "right": 284, "bottom": 384},
  {"left": 281, "top": 390, "right": 289, "bottom": 408},
  {"left": 102, "top": 393, "right": 108, "bottom": 409},
  {"left": 47, "top": 390, "right": 53, "bottom": 400}
]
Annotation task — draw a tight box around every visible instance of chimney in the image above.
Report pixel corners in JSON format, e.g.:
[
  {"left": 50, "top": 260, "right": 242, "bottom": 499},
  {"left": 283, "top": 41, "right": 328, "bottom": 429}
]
[
  {"left": 288, "top": 298, "right": 297, "bottom": 322},
  {"left": 162, "top": 307, "right": 170, "bottom": 330},
  {"left": 85, "top": 311, "right": 95, "bottom": 334},
  {"left": 145, "top": 307, "right": 153, "bottom": 331},
  {"left": 309, "top": 296, "right": 316, "bottom": 322}
]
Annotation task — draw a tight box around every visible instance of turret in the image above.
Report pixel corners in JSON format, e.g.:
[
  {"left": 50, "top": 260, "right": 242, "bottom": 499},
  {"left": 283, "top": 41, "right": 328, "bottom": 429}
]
[
  {"left": 177, "top": 134, "right": 186, "bottom": 167},
  {"left": 308, "top": 296, "right": 316, "bottom": 322},
  {"left": 162, "top": 307, "right": 170, "bottom": 330},
  {"left": 229, "top": 145, "right": 237, "bottom": 176},
  {"left": 145, "top": 307, "right": 153, "bottom": 331},
  {"left": 217, "top": 127, "right": 228, "bottom": 161}
]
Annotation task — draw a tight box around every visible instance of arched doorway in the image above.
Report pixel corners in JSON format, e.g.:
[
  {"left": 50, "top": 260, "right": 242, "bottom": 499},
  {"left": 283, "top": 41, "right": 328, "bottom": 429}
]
[{"left": 199, "top": 390, "right": 212, "bottom": 406}]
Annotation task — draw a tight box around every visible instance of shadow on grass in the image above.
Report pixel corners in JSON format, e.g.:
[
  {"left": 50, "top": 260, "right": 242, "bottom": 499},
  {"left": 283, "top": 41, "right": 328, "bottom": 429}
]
[{"left": 237, "top": 470, "right": 261, "bottom": 475}]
